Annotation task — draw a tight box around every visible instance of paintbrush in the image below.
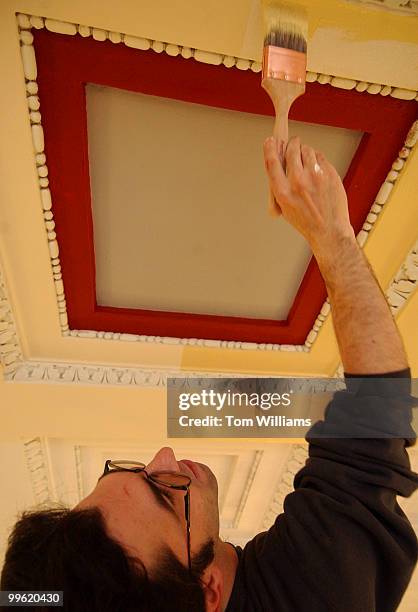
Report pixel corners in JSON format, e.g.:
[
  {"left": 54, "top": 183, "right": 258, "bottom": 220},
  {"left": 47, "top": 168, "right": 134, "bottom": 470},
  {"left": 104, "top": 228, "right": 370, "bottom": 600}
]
[{"left": 261, "top": 0, "right": 308, "bottom": 215}]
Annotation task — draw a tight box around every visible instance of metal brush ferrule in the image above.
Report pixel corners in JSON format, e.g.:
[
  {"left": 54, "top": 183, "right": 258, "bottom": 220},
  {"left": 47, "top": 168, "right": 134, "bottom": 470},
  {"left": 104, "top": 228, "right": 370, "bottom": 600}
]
[{"left": 262, "top": 46, "right": 306, "bottom": 84}]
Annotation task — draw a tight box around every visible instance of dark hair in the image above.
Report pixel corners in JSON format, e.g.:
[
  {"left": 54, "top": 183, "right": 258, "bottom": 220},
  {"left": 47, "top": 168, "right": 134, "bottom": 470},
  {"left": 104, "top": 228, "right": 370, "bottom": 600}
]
[{"left": 0, "top": 508, "right": 214, "bottom": 611}]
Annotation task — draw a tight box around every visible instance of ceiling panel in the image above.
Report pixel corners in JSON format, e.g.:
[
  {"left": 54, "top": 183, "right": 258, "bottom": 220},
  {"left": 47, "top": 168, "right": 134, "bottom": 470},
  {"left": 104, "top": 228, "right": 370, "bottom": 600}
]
[{"left": 87, "top": 84, "right": 362, "bottom": 319}]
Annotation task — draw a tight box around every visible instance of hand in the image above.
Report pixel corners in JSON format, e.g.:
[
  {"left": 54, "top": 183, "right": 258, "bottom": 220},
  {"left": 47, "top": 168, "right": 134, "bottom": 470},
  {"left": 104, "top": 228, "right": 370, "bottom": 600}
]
[{"left": 263, "top": 136, "right": 355, "bottom": 254}]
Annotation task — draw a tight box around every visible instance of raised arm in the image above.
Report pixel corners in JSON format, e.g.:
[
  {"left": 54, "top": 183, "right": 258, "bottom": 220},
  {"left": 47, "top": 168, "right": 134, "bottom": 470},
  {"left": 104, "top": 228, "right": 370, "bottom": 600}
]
[
  {"left": 242, "top": 137, "right": 418, "bottom": 612},
  {"left": 263, "top": 136, "right": 409, "bottom": 374}
]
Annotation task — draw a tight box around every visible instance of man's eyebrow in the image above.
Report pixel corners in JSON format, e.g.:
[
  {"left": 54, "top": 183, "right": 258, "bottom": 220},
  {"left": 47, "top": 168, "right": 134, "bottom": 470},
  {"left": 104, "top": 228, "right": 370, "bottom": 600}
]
[
  {"left": 98, "top": 470, "right": 180, "bottom": 519},
  {"left": 146, "top": 479, "right": 179, "bottom": 519}
]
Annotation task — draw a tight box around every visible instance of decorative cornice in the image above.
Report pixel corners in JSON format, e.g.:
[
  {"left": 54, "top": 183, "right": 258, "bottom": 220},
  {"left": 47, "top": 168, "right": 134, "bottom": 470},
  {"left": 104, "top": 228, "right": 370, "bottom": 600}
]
[
  {"left": 0, "top": 262, "right": 23, "bottom": 377},
  {"left": 233, "top": 450, "right": 263, "bottom": 529},
  {"left": 262, "top": 443, "right": 309, "bottom": 529},
  {"left": 23, "top": 438, "right": 54, "bottom": 505},
  {"left": 9, "top": 361, "right": 256, "bottom": 386}
]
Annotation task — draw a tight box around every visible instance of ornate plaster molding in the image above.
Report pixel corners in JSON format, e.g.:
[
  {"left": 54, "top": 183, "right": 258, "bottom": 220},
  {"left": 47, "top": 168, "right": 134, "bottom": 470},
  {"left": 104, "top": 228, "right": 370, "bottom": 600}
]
[
  {"left": 0, "top": 262, "right": 23, "bottom": 377},
  {"left": 346, "top": 0, "right": 418, "bottom": 15},
  {"left": 10, "top": 14, "right": 418, "bottom": 367},
  {"left": 23, "top": 437, "right": 54, "bottom": 505},
  {"left": 233, "top": 450, "right": 263, "bottom": 529},
  {"left": 9, "top": 361, "right": 256, "bottom": 386},
  {"left": 262, "top": 443, "right": 309, "bottom": 529}
]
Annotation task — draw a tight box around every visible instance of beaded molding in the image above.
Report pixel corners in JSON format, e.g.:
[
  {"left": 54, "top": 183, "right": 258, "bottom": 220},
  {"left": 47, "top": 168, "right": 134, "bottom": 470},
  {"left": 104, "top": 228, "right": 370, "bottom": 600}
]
[{"left": 13, "top": 13, "right": 418, "bottom": 359}]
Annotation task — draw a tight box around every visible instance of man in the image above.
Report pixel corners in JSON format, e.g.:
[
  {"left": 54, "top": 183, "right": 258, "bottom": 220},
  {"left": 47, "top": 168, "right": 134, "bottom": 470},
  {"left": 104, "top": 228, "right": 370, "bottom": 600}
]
[{"left": 1, "top": 137, "right": 417, "bottom": 611}]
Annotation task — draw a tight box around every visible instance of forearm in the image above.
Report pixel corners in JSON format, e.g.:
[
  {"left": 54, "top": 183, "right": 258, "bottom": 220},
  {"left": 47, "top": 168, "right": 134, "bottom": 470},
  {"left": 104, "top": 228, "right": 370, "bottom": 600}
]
[{"left": 313, "top": 235, "right": 409, "bottom": 374}]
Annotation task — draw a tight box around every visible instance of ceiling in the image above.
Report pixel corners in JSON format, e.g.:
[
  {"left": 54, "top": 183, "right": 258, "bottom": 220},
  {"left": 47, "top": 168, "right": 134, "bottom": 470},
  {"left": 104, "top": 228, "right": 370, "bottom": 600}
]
[
  {"left": 0, "top": 0, "right": 417, "bottom": 607},
  {"left": 0, "top": 0, "right": 415, "bottom": 381}
]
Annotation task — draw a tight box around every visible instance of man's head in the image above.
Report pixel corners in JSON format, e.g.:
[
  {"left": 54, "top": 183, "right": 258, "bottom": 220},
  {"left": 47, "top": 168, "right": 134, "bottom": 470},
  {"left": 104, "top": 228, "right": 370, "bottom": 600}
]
[{"left": 1, "top": 447, "right": 227, "bottom": 611}]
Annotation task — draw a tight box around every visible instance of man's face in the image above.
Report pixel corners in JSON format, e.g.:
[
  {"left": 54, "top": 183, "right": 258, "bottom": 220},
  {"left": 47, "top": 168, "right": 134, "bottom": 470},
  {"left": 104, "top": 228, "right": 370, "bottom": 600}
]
[{"left": 76, "top": 447, "right": 220, "bottom": 573}]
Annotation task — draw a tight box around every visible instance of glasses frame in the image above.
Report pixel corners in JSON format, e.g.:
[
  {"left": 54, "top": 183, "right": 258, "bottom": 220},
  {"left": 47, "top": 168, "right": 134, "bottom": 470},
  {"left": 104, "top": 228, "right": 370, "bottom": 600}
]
[{"left": 101, "top": 459, "right": 192, "bottom": 573}]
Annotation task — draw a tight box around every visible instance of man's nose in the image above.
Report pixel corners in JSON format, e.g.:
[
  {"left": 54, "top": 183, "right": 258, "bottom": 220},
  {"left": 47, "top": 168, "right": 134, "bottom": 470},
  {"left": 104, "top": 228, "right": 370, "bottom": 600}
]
[{"left": 146, "top": 447, "right": 180, "bottom": 473}]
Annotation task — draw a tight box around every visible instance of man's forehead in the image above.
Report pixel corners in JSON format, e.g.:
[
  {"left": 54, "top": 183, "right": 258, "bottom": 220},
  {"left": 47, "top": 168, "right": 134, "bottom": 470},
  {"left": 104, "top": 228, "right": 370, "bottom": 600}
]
[{"left": 97, "top": 469, "right": 178, "bottom": 516}]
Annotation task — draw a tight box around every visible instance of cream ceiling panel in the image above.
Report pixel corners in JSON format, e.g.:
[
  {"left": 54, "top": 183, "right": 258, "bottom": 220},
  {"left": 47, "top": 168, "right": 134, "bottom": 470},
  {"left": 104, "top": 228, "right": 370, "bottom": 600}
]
[{"left": 87, "top": 84, "right": 361, "bottom": 319}]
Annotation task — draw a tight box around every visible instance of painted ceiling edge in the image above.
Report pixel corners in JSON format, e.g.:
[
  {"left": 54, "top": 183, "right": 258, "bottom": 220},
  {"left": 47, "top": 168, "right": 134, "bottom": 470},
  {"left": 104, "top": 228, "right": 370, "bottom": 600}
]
[
  {"left": 12, "top": 14, "right": 418, "bottom": 358},
  {"left": 16, "top": 12, "right": 418, "bottom": 100},
  {"left": 23, "top": 19, "right": 418, "bottom": 340}
]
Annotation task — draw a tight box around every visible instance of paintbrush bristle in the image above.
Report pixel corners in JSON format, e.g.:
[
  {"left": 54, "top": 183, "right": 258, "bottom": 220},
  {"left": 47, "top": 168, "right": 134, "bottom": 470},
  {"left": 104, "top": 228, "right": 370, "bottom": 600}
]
[{"left": 262, "top": 1, "right": 307, "bottom": 53}]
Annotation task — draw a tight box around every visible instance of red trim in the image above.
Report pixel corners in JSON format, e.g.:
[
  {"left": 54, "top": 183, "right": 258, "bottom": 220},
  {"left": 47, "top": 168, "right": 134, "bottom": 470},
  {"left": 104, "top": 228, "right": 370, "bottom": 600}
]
[{"left": 33, "top": 30, "right": 418, "bottom": 343}]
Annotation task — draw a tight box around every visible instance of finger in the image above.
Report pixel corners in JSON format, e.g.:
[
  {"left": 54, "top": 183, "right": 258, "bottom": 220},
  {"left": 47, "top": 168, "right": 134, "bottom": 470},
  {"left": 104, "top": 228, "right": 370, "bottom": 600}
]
[
  {"left": 285, "top": 136, "right": 303, "bottom": 177},
  {"left": 301, "top": 144, "right": 317, "bottom": 171},
  {"left": 315, "top": 150, "right": 332, "bottom": 172},
  {"left": 268, "top": 188, "right": 282, "bottom": 217},
  {"left": 263, "top": 137, "right": 288, "bottom": 194}
]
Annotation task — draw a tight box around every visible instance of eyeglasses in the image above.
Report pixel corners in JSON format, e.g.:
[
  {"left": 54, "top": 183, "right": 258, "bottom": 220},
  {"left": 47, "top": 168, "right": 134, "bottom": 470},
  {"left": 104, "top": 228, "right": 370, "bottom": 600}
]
[{"left": 101, "top": 460, "right": 192, "bottom": 573}]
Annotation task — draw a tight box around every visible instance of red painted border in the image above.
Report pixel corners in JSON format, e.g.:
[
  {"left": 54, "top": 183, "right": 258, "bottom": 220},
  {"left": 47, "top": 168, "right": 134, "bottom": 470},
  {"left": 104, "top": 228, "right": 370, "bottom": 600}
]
[{"left": 33, "top": 30, "right": 417, "bottom": 343}]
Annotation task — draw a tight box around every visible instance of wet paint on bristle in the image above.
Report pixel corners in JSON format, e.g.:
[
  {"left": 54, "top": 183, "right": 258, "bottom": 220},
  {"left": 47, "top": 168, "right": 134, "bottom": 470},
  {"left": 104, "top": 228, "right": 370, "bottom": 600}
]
[{"left": 264, "top": 30, "right": 307, "bottom": 53}]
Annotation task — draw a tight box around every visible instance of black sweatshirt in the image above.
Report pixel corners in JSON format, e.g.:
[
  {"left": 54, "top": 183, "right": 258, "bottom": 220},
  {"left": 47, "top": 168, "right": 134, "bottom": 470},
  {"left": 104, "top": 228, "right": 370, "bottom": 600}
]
[{"left": 226, "top": 369, "right": 418, "bottom": 612}]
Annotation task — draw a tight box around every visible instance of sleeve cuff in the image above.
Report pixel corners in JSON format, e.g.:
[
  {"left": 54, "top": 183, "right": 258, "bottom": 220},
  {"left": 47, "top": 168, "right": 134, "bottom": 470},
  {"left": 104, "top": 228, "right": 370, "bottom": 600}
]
[{"left": 343, "top": 368, "right": 411, "bottom": 397}]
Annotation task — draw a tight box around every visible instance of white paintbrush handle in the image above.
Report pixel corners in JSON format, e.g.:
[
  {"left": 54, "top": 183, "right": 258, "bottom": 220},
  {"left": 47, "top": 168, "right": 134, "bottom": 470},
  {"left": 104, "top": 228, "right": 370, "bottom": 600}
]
[
  {"left": 269, "top": 109, "right": 290, "bottom": 216},
  {"left": 262, "top": 78, "right": 304, "bottom": 217}
]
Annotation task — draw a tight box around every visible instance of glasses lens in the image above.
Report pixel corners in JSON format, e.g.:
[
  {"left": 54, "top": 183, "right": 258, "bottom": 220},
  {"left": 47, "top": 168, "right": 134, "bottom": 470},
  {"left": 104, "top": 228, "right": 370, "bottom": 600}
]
[
  {"left": 150, "top": 472, "right": 191, "bottom": 487},
  {"left": 109, "top": 460, "right": 146, "bottom": 470}
]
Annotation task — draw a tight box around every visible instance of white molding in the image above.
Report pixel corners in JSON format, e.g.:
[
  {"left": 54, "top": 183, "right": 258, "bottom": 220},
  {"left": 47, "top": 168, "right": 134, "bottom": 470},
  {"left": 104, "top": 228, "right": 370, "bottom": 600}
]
[
  {"left": 345, "top": 0, "right": 418, "bottom": 16},
  {"left": 67, "top": 329, "right": 309, "bottom": 353},
  {"left": 23, "top": 438, "right": 54, "bottom": 505},
  {"left": 74, "top": 445, "right": 84, "bottom": 501},
  {"left": 262, "top": 443, "right": 309, "bottom": 529},
  {"left": 233, "top": 450, "right": 263, "bottom": 528},
  {"left": 8, "top": 361, "right": 265, "bottom": 386},
  {"left": 0, "top": 262, "right": 23, "bottom": 377}
]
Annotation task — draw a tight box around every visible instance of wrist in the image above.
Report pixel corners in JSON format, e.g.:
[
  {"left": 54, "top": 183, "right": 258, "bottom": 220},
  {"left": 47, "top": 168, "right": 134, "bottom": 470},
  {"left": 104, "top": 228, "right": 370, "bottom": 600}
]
[{"left": 312, "top": 230, "right": 358, "bottom": 276}]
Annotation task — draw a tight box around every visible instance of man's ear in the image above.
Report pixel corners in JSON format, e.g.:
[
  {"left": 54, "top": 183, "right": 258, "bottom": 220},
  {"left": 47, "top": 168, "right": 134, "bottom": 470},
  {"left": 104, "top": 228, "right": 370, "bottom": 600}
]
[{"left": 201, "top": 564, "right": 223, "bottom": 612}]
